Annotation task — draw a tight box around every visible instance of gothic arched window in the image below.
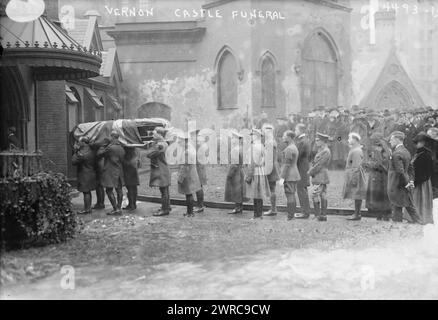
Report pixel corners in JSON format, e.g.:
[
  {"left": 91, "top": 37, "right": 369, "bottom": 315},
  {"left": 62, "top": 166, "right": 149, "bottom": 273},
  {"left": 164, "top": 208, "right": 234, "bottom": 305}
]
[
  {"left": 261, "top": 56, "right": 276, "bottom": 108},
  {"left": 217, "top": 50, "right": 238, "bottom": 109}
]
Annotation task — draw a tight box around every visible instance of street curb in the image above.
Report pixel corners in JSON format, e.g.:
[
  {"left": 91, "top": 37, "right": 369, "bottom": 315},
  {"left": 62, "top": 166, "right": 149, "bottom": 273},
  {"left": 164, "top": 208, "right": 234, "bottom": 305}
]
[{"left": 137, "top": 195, "right": 377, "bottom": 218}]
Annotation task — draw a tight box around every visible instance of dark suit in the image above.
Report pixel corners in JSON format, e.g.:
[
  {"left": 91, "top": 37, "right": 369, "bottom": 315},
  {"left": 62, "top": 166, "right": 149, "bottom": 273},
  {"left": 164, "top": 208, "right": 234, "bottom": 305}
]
[
  {"left": 296, "top": 134, "right": 311, "bottom": 214},
  {"left": 387, "top": 144, "right": 422, "bottom": 223}
]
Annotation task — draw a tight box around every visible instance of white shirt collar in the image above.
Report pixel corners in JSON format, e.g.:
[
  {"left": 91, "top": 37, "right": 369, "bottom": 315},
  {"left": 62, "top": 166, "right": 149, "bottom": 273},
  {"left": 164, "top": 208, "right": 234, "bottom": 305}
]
[{"left": 395, "top": 143, "right": 404, "bottom": 150}]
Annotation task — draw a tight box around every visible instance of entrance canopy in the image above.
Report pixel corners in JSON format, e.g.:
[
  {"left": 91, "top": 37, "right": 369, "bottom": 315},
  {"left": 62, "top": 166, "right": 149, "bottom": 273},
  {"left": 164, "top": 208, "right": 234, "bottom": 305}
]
[{"left": 0, "top": 15, "right": 102, "bottom": 80}]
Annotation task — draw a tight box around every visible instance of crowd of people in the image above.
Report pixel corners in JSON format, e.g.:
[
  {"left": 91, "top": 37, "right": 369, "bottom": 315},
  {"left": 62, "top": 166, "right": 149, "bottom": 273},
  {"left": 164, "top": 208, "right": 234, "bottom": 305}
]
[{"left": 71, "top": 104, "right": 438, "bottom": 225}]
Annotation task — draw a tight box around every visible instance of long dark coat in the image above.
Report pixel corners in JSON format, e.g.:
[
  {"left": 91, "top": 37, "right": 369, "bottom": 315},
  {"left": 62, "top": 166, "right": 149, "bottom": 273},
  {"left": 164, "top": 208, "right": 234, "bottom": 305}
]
[
  {"left": 147, "top": 139, "right": 171, "bottom": 188},
  {"left": 387, "top": 145, "right": 414, "bottom": 207},
  {"left": 412, "top": 147, "right": 433, "bottom": 187},
  {"left": 72, "top": 144, "right": 97, "bottom": 193},
  {"left": 342, "top": 146, "right": 367, "bottom": 200},
  {"left": 296, "top": 134, "right": 311, "bottom": 187},
  {"left": 428, "top": 139, "right": 438, "bottom": 198},
  {"left": 225, "top": 143, "right": 249, "bottom": 203},
  {"left": 97, "top": 141, "right": 125, "bottom": 188},
  {"left": 123, "top": 148, "right": 140, "bottom": 186},
  {"left": 363, "top": 144, "right": 391, "bottom": 211},
  {"left": 177, "top": 145, "right": 201, "bottom": 195}
]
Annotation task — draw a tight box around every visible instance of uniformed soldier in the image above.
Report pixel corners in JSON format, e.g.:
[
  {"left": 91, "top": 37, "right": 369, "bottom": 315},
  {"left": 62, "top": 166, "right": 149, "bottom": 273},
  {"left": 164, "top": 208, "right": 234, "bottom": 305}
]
[
  {"left": 72, "top": 137, "right": 96, "bottom": 214},
  {"left": 308, "top": 133, "right": 331, "bottom": 221},
  {"left": 147, "top": 127, "right": 171, "bottom": 216},
  {"left": 97, "top": 131, "right": 126, "bottom": 216},
  {"left": 294, "top": 124, "right": 312, "bottom": 219},
  {"left": 280, "top": 130, "right": 301, "bottom": 220}
]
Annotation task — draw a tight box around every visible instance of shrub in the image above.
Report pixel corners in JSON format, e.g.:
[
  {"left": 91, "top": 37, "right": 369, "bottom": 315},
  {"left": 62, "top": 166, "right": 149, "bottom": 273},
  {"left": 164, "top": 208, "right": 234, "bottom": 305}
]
[{"left": 0, "top": 172, "right": 77, "bottom": 249}]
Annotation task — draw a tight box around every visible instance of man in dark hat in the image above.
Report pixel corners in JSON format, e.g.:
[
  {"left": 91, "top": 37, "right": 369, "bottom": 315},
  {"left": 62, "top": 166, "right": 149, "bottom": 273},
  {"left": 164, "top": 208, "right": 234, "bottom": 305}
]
[
  {"left": 387, "top": 131, "right": 422, "bottom": 224},
  {"left": 308, "top": 132, "right": 331, "bottom": 221}
]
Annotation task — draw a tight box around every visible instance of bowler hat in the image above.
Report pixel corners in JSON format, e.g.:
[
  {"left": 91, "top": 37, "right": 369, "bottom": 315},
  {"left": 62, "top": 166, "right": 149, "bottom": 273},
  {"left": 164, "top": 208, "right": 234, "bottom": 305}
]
[{"left": 413, "top": 131, "right": 432, "bottom": 144}]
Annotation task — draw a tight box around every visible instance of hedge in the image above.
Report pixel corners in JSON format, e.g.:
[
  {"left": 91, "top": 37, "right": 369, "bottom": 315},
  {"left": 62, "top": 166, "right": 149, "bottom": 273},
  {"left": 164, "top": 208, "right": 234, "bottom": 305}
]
[{"left": 0, "top": 172, "right": 78, "bottom": 249}]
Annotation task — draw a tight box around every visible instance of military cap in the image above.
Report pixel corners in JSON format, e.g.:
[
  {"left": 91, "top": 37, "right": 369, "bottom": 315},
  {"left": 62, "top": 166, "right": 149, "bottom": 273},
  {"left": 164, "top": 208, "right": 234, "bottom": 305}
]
[
  {"left": 390, "top": 130, "right": 405, "bottom": 140},
  {"left": 315, "top": 132, "right": 330, "bottom": 142}
]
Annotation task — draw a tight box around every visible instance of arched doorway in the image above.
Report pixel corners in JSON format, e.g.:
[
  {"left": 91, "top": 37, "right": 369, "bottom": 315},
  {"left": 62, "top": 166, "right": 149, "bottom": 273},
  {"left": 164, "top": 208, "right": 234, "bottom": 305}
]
[
  {"left": 0, "top": 67, "right": 28, "bottom": 151},
  {"left": 375, "top": 81, "right": 414, "bottom": 110},
  {"left": 301, "top": 30, "right": 339, "bottom": 114},
  {"left": 137, "top": 102, "right": 171, "bottom": 120}
]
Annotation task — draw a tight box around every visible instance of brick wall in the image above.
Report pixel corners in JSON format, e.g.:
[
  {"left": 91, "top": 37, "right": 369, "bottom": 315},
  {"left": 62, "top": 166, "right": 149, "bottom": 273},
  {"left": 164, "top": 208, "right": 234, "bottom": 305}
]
[{"left": 37, "top": 80, "right": 68, "bottom": 176}]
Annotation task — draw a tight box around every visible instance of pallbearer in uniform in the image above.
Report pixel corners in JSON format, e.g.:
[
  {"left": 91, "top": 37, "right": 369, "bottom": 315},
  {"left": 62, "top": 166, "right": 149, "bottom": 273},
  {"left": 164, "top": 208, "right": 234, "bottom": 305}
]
[
  {"left": 245, "top": 129, "right": 271, "bottom": 219},
  {"left": 147, "top": 127, "right": 171, "bottom": 217},
  {"left": 177, "top": 133, "right": 201, "bottom": 217},
  {"left": 122, "top": 147, "right": 140, "bottom": 211},
  {"left": 342, "top": 132, "right": 367, "bottom": 221},
  {"left": 387, "top": 131, "right": 422, "bottom": 224},
  {"left": 294, "top": 124, "right": 312, "bottom": 219},
  {"left": 72, "top": 137, "right": 96, "bottom": 214},
  {"left": 280, "top": 130, "right": 301, "bottom": 221},
  {"left": 263, "top": 124, "right": 281, "bottom": 217},
  {"left": 97, "top": 131, "right": 126, "bottom": 216},
  {"left": 308, "top": 133, "right": 331, "bottom": 221},
  {"left": 225, "top": 131, "right": 248, "bottom": 214}
]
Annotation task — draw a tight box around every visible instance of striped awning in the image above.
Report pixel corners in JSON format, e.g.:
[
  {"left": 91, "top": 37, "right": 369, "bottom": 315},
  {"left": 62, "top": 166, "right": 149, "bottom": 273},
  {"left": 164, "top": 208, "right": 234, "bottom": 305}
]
[{"left": 0, "top": 16, "right": 101, "bottom": 80}]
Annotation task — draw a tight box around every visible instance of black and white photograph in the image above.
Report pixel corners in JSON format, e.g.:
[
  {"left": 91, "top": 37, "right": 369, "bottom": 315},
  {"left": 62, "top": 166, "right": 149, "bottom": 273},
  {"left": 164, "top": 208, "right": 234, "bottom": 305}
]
[{"left": 1, "top": 0, "right": 438, "bottom": 304}]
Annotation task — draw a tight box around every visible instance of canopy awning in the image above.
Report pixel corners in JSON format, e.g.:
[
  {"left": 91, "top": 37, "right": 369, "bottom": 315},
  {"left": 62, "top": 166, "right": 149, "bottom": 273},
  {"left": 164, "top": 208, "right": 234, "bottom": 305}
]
[
  {"left": 65, "top": 85, "right": 79, "bottom": 103},
  {"left": 84, "top": 87, "right": 104, "bottom": 108},
  {"left": 0, "top": 16, "right": 101, "bottom": 80},
  {"left": 107, "top": 93, "right": 123, "bottom": 111}
]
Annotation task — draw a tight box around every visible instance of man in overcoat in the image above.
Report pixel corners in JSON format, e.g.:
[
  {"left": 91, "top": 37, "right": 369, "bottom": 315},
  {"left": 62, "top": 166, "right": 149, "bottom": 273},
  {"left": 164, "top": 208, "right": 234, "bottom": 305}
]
[
  {"left": 225, "top": 131, "right": 248, "bottom": 214},
  {"left": 343, "top": 132, "right": 367, "bottom": 221},
  {"left": 387, "top": 131, "right": 422, "bottom": 224},
  {"left": 97, "top": 131, "right": 126, "bottom": 215},
  {"left": 294, "top": 124, "right": 312, "bottom": 219},
  {"left": 245, "top": 129, "right": 271, "bottom": 219},
  {"left": 147, "top": 127, "right": 171, "bottom": 216},
  {"left": 72, "top": 137, "right": 97, "bottom": 214},
  {"left": 308, "top": 133, "right": 331, "bottom": 221},
  {"left": 177, "top": 134, "right": 201, "bottom": 217}
]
